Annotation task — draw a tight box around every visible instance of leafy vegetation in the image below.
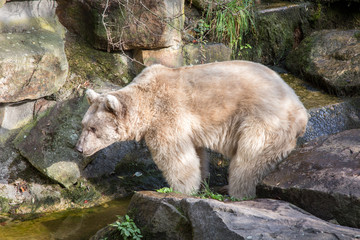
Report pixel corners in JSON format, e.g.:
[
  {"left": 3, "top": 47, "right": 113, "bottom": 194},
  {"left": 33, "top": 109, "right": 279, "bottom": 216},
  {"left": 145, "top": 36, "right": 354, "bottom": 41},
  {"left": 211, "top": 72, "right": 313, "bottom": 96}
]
[
  {"left": 195, "top": 0, "right": 255, "bottom": 58},
  {"left": 156, "top": 183, "right": 244, "bottom": 202},
  {"left": 156, "top": 187, "right": 175, "bottom": 193},
  {"left": 194, "top": 182, "right": 242, "bottom": 202},
  {"left": 110, "top": 215, "right": 143, "bottom": 240}
]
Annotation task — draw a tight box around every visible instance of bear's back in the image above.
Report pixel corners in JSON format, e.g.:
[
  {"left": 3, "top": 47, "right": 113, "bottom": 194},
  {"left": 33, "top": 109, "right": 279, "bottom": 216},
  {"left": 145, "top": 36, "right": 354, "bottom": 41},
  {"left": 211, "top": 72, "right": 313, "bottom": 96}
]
[{"left": 173, "top": 61, "right": 303, "bottom": 124}]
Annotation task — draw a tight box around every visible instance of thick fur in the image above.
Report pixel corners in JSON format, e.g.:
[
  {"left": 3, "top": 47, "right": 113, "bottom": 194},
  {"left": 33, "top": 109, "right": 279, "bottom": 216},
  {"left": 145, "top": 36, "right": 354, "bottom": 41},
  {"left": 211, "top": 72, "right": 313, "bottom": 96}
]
[{"left": 76, "top": 61, "right": 308, "bottom": 199}]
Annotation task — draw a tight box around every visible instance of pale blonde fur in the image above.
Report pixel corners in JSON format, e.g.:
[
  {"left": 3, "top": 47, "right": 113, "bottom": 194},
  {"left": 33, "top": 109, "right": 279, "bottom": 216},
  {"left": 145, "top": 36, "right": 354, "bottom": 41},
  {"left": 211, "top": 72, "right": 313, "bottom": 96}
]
[{"left": 76, "top": 60, "right": 308, "bottom": 199}]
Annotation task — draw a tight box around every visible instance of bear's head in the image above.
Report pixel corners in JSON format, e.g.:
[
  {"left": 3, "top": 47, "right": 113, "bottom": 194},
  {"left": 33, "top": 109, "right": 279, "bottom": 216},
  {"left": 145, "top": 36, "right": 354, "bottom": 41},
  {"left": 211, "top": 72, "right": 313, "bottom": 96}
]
[{"left": 76, "top": 89, "right": 129, "bottom": 156}]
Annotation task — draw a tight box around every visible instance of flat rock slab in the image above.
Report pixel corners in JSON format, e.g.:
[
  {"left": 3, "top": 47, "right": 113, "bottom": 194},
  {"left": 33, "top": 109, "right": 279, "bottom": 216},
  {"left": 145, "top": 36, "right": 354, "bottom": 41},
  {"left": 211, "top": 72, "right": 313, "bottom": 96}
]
[
  {"left": 92, "top": 191, "right": 360, "bottom": 240},
  {"left": 286, "top": 29, "right": 360, "bottom": 96},
  {"left": 259, "top": 129, "right": 360, "bottom": 228}
]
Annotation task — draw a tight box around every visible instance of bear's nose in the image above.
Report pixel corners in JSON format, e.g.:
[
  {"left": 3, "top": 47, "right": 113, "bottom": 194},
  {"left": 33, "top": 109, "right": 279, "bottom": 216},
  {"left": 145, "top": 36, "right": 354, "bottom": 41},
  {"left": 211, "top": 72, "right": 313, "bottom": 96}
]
[{"left": 75, "top": 144, "right": 83, "bottom": 153}]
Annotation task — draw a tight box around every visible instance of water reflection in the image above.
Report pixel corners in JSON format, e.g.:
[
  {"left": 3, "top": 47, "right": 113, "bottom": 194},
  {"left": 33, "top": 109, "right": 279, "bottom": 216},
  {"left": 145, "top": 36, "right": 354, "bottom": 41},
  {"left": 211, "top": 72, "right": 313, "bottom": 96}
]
[{"left": 0, "top": 198, "right": 130, "bottom": 240}]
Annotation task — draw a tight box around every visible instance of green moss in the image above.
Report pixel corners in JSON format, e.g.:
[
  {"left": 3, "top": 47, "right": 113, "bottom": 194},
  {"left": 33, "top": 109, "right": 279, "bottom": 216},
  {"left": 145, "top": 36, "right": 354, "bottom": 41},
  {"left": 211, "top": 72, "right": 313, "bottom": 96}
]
[
  {"left": 63, "top": 33, "right": 134, "bottom": 93},
  {"left": 12, "top": 106, "right": 53, "bottom": 149},
  {"left": 62, "top": 180, "right": 100, "bottom": 205},
  {"left": 310, "top": 3, "right": 322, "bottom": 23},
  {"left": 242, "top": 8, "right": 297, "bottom": 64},
  {"left": 31, "top": 196, "right": 60, "bottom": 213},
  {"left": 0, "top": 197, "right": 10, "bottom": 213}
]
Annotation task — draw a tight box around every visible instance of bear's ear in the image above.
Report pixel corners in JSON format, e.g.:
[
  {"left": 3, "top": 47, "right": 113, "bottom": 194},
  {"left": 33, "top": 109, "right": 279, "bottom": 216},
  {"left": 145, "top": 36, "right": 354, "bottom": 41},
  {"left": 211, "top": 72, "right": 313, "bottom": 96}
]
[
  {"left": 86, "top": 89, "right": 99, "bottom": 105},
  {"left": 105, "top": 94, "right": 123, "bottom": 116}
]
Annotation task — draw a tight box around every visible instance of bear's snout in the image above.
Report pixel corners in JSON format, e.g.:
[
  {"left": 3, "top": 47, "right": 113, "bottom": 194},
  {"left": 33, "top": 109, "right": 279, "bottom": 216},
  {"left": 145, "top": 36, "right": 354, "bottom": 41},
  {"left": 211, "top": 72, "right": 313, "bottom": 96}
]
[{"left": 75, "top": 142, "right": 83, "bottom": 153}]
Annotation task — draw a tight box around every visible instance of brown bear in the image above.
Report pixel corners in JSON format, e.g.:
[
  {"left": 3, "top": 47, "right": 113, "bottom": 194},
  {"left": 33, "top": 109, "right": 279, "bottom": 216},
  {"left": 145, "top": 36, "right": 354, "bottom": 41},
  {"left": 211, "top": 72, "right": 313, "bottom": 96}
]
[{"left": 76, "top": 61, "right": 308, "bottom": 199}]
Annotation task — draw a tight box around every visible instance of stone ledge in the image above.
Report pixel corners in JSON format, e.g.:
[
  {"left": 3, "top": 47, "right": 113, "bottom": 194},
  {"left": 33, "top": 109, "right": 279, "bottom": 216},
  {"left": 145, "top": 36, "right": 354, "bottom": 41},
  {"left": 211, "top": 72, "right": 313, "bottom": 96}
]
[{"left": 91, "top": 191, "right": 360, "bottom": 240}]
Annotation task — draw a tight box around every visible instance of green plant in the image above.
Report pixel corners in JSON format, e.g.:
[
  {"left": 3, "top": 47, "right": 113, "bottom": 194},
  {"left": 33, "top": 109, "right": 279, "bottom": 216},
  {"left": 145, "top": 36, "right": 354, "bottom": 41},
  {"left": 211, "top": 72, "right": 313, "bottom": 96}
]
[
  {"left": 156, "top": 187, "right": 175, "bottom": 193},
  {"left": 202, "top": 0, "right": 255, "bottom": 57},
  {"left": 194, "top": 181, "right": 242, "bottom": 201},
  {"left": 110, "top": 215, "right": 143, "bottom": 240},
  {"left": 310, "top": 2, "right": 322, "bottom": 22}
]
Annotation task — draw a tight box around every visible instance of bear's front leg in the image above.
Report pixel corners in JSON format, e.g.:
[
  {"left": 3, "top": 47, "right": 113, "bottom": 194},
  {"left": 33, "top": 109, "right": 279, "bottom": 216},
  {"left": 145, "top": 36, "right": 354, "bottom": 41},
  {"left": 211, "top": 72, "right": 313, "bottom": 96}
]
[{"left": 150, "top": 144, "right": 202, "bottom": 195}]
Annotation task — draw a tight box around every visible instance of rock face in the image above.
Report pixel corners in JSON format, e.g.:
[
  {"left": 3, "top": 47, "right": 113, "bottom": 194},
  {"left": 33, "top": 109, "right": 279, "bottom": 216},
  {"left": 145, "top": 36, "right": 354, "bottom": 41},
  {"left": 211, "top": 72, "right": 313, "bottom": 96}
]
[
  {"left": 300, "top": 98, "right": 360, "bottom": 143},
  {"left": 286, "top": 30, "right": 360, "bottom": 96},
  {"left": 0, "top": 99, "right": 55, "bottom": 138},
  {"left": 92, "top": 191, "right": 360, "bottom": 240},
  {"left": 183, "top": 43, "right": 232, "bottom": 65},
  {"left": 133, "top": 46, "right": 184, "bottom": 74},
  {"left": 0, "top": 0, "right": 68, "bottom": 103},
  {"left": 80, "top": 0, "right": 184, "bottom": 51},
  {"left": 14, "top": 97, "right": 90, "bottom": 188},
  {"left": 259, "top": 129, "right": 360, "bottom": 228},
  {"left": 243, "top": 2, "right": 312, "bottom": 65}
]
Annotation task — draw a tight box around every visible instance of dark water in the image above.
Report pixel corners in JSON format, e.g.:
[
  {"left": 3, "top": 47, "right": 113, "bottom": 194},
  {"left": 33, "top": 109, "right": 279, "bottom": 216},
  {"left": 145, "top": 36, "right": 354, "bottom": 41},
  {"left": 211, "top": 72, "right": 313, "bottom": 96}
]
[{"left": 0, "top": 198, "right": 130, "bottom": 240}]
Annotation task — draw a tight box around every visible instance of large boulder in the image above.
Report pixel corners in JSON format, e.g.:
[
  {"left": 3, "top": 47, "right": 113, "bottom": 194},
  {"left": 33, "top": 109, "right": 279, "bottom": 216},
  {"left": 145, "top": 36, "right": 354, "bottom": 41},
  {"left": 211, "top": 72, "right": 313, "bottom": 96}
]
[
  {"left": 0, "top": 0, "right": 68, "bottom": 103},
  {"left": 59, "top": 0, "right": 184, "bottom": 51},
  {"left": 92, "top": 191, "right": 360, "bottom": 240},
  {"left": 242, "top": 2, "right": 312, "bottom": 65},
  {"left": 286, "top": 30, "right": 360, "bottom": 96},
  {"left": 259, "top": 129, "right": 360, "bottom": 228},
  {"left": 13, "top": 97, "right": 89, "bottom": 188}
]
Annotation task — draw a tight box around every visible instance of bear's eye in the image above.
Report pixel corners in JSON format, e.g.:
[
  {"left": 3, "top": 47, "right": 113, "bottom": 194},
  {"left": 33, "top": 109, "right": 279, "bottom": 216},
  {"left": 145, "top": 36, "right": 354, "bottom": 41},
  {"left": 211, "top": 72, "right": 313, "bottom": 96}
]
[{"left": 90, "top": 127, "right": 97, "bottom": 133}]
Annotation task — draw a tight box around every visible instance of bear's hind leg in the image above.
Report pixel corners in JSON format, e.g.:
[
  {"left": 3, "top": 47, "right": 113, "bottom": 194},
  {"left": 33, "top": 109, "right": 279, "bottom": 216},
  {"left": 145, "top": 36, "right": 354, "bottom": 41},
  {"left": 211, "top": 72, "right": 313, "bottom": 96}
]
[
  {"left": 228, "top": 120, "right": 296, "bottom": 199},
  {"left": 228, "top": 154, "right": 268, "bottom": 199}
]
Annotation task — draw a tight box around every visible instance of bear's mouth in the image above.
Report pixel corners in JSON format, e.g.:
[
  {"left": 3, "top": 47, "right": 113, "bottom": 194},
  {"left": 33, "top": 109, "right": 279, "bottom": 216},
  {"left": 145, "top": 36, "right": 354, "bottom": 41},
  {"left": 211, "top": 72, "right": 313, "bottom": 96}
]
[{"left": 82, "top": 152, "right": 95, "bottom": 157}]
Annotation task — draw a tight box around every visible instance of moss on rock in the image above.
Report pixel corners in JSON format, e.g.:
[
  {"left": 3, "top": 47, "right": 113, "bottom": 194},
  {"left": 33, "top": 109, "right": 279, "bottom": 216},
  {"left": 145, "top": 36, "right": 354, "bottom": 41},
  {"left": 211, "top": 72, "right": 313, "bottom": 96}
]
[
  {"left": 60, "top": 33, "right": 134, "bottom": 99},
  {"left": 242, "top": 3, "right": 312, "bottom": 64},
  {"left": 0, "top": 197, "right": 10, "bottom": 213}
]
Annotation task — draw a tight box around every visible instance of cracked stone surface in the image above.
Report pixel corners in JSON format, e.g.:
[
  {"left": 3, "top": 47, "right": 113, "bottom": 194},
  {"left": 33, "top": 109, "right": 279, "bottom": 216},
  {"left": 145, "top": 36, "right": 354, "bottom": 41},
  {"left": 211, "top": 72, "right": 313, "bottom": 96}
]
[
  {"left": 259, "top": 129, "right": 360, "bottom": 228},
  {"left": 92, "top": 191, "right": 360, "bottom": 240},
  {"left": 0, "top": 0, "right": 68, "bottom": 103}
]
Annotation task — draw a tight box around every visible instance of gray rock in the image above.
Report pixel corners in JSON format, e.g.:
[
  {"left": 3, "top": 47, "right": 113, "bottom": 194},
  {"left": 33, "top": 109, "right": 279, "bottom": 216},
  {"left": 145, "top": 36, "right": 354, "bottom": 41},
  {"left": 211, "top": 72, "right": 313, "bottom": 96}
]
[
  {"left": 183, "top": 43, "right": 232, "bottom": 65},
  {"left": 308, "top": 0, "right": 359, "bottom": 3},
  {"left": 133, "top": 45, "right": 184, "bottom": 74},
  {"left": 242, "top": 2, "right": 312, "bottom": 65},
  {"left": 259, "top": 129, "right": 360, "bottom": 228},
  {"left": 92, "top": 191, "right": 360, "bottom": 240},
  {"left": 189, "top": 0, "right": 232, "bottom": 11},
  {"left": 300, "top": 98, "right": 360, "bottom": 143},
  {"left": 286, "top": 30, "right": 360, "bottom": 96},
  {"left": 65, "top": 0, "right": 184, "bottom": 51},
  {"left": 0, "top": 99, "right": 55, "bottom": 138},
  {"left": 0, "top": 0, "right": 68, "bottom": 103},
  {"left": 13, "top": 97, "right": 89, "bottom": 188},
  {"left": 0, "top": 139, "right": 28, "bottom": 185},
  {"left": 82, "top": 141, "right": 140, "bottom": 179},
  {"left": 0, "top": 0, "right": 64, "bottom": 34},
  {"left": 0, "top": 30, "right": 68, "bottom": 103}
]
